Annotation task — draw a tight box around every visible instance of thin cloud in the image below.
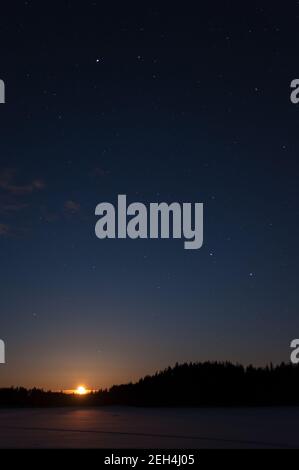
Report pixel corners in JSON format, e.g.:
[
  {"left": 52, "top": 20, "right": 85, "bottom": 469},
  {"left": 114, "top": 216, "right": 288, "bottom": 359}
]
[
  {"left": 0, "top": 223, "right": 10, "bottom": 236},
  {"left": 64, "top": 200, "right": 81, "bottom": 214},
  {"left": 0, "top": 169, "right": 45, "bottom": 195},
  {"left": 0, "top": 202, "right": 28, "bottom": 213},
  {"left": 95, "top": 167, "right": 110, "bottom": 177}
]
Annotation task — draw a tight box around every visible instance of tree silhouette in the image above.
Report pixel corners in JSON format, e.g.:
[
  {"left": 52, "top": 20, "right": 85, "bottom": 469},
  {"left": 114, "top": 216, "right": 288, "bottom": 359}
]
[{"left": 1, "top": 361, "right": 299, "bottom": 407}]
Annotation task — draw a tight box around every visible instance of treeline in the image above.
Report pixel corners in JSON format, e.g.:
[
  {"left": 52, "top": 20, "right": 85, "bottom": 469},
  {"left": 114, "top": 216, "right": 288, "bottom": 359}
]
[{"left": 1, "top": 361, "right": 299, "bottom": 407}]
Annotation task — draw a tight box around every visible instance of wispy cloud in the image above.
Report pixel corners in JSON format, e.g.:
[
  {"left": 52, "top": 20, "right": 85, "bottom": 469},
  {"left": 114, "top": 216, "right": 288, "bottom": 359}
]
[
  {"left": 0, "top": 169, "right": 46, "bottom": 238},
  {"left": 64, "top": 200, "right": 81, "bottom": 214},
  {"left": 0, "top": 201, "right": 28, "bottom": 213},
  {"left": 0, "top": 169, "right": 45, "bottom": 195},
  {"left": 0, "top": 223, "right": 10, "bottom": 236},
  {"left": 93, "top": 167, "right": 110, "bottom": 177}
]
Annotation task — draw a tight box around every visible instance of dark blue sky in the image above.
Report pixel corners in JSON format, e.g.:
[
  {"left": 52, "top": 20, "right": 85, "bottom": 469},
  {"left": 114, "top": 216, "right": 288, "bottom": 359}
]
[{"left": 0, "top": 1, "right": 298, "bottom": 389}]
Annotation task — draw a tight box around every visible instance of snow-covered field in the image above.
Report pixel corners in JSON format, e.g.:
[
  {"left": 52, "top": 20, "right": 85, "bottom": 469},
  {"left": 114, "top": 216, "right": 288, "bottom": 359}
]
[{"left": 0, "top": 406, "right": 298, "bottom": 448}]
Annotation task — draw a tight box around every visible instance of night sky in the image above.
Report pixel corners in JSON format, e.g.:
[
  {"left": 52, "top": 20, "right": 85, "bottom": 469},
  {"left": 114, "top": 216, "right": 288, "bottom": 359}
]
[{"left": 0, "top": 2, "right": 299, "bottom": 390}]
